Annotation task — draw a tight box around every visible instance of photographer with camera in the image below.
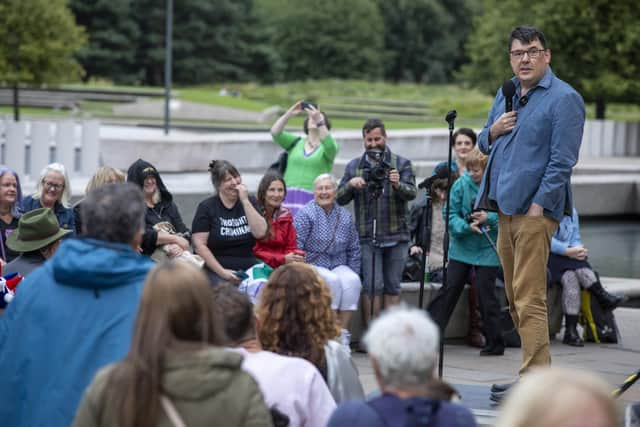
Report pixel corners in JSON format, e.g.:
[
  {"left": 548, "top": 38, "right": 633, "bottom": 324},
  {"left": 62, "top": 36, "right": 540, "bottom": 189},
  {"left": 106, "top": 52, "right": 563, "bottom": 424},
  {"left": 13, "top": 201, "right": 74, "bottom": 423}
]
[
  {"left": 337, "top": 119, "right": 417, "bottom": 329},
  {"left": 427, "top": 148, "right": 504, "bottom": 356}
]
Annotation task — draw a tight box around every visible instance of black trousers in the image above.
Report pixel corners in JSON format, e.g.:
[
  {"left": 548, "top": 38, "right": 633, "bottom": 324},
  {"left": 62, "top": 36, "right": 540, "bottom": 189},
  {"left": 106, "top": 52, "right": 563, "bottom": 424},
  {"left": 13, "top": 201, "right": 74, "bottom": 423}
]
[{"left": 427, "top": 259, "right": 503, "bottom": 348}]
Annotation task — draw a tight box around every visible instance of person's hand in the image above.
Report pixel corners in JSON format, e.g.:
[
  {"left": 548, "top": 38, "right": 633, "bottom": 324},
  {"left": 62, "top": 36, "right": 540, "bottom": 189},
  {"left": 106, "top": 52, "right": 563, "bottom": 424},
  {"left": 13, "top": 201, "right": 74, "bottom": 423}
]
[
  {"left": 236, "top": 183, "right": 249, "bottom": 201},
  {"left": 306, "top": 105, "right": 324, "bottom": 125},
  {"left": 490, "top": 111, "right": 517, "bottom": 140},
  {"left": 288, "top": 101, "right": 304, "bottom": 115},
  {"left": 284, "top": 252, "right": 305, "bottom": 263},
  {"left": 220, "top": 268, "right": 241, "bottom": 285},
  {"left": 389, "top": 169, "right": 400, "bottom": 187},
  {"left": 470, "top": 210, "right": 488, "bottom": 225},
  {"left": 165, "top": 243, "right": 184, "bottom": 258},
  {"left": 349, "top": 177, "right": 367, "bottom": 190},
  {"left": 172, "top": 235, "right": 190, "bottom": 251},
  {"left": 526, "top": 202, "right": 544, "bottom": 217},
  {"left": 409, "top": 246, "right": 423, "bottom": 256},
  {"left": 469, "top": 220, "right": 483, "bottom": 234},
  {"left": 566, "top": 245, "right": 588, "bottom": 260}
]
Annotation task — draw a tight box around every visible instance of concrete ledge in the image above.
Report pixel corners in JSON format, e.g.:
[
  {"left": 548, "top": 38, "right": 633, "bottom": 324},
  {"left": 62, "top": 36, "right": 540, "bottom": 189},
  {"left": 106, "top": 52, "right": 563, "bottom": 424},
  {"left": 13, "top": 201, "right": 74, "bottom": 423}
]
[
  {"left": 602, "top": 277, "right": 640, "bottom": 308},
  {"left": 349, "top": 282, "right": 470, "bottom": 344},
  {"left": 349, "top": 276, "right": 640, "bottom": 344}
]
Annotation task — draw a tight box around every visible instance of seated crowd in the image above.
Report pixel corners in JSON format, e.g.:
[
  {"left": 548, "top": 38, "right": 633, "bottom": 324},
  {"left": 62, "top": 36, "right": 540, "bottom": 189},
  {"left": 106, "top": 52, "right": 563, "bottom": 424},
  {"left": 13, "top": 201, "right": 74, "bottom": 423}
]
[{"left": 0, "top": 112, "right": 624, "bottom": 427}]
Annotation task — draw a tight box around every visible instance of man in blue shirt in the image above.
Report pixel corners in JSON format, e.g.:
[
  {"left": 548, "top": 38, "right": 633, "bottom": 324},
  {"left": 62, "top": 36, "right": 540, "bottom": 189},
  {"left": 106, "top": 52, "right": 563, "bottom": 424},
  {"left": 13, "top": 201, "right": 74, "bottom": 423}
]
[{"left": 475, "top": 26, "right": 585, "bottom": 399}]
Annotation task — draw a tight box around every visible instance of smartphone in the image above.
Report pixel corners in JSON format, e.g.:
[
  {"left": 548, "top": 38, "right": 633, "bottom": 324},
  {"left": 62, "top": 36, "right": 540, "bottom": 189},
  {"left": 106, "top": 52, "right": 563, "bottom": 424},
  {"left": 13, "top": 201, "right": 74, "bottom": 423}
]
[
  {"left": 300, "top": 101, "right": 317, "bottom": 111},
  {"left": 234, "top": 270, "right": 249, "bottom": 280}
]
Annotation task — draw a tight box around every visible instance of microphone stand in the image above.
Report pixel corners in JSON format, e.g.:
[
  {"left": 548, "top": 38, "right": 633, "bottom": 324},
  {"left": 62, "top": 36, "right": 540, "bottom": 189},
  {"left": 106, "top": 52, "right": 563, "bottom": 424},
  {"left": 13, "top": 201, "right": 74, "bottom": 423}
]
[
  {"left": 438, "top": 110, "right": 457, "bottom": 379},
  {"left": 367, "top": 184, "right": 383, "bottom": 323},
  {"left": 417, "top": 186, "right": 433, "bottom": 309}
]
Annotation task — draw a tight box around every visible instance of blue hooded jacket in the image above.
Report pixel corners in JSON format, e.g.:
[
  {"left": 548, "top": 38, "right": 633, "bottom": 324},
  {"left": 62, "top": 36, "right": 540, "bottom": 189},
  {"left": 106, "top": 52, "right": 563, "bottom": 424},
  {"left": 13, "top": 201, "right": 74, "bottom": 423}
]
[{"left": 0, "top": 238, "right": 153, "bottom": 427}]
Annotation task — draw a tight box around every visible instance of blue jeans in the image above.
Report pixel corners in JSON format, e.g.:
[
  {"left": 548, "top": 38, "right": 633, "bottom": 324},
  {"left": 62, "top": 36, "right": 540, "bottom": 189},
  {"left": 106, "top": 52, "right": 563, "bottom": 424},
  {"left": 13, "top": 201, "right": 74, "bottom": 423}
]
[{"left": 361, "top": 242, "right": 408, "bottom": 296}]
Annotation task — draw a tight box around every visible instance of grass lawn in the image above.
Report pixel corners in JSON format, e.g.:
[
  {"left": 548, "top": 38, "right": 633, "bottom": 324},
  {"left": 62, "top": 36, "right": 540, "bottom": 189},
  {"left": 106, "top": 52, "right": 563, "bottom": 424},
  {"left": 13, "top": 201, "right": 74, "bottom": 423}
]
[
  {"left": 179, "top": 80, "right": 494, "bottom": 128},
  {"left": 2, "top": 80, "right": 639, "bottom": 129}
]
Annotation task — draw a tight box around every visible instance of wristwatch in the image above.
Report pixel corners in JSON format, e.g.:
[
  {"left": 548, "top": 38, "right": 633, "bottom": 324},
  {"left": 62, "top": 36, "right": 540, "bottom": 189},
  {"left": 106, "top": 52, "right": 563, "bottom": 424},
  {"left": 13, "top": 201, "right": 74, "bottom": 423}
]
[{"left": 315, "top": 121, "right": 326, "bottom": 127}]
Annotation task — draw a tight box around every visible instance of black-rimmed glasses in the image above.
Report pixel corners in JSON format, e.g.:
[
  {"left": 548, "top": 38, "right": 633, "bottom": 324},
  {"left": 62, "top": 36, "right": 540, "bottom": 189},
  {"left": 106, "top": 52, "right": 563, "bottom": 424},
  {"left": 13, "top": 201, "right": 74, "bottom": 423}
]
[{"left": 509, "top": 48, "right": 546, "bottom": 59}]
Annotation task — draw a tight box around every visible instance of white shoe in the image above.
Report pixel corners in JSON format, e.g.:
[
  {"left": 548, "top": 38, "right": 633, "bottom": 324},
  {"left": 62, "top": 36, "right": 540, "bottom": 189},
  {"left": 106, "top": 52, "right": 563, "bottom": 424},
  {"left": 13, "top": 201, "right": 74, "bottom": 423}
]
[{"left": 340, "top": 329, "right": 351, "bottom": 354}]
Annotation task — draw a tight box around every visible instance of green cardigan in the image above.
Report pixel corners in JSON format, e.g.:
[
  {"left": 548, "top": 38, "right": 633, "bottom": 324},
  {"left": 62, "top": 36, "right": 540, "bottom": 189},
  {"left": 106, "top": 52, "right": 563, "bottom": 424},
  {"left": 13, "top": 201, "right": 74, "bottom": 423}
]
[{"left": 272, "top": 130, "right": 338, "bottom": 191}]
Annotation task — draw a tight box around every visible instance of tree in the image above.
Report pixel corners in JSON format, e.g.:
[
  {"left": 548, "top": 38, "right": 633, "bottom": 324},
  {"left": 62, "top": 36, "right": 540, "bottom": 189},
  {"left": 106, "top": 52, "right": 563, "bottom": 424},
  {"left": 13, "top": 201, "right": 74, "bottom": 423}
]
[
  {"left": 378, "top": 0, "right": 476, "bottom": 83},
  {"left": 460, "top": 0, "right": 640, "bottom": 118},
  {"left": 70, "top": 0, "right": 140, "bottom": 84},
  {"left": 257, "top": 0, "right": 385, "bottom": 81},
  {"left": 131, "top": 0, "right": 278, "bottom": 85},
  {"left": 0, "top": 0, "right": 86, "bottom": 119},
  {"left": 538, "top": 0, "right": 640, "bottom": 118}
]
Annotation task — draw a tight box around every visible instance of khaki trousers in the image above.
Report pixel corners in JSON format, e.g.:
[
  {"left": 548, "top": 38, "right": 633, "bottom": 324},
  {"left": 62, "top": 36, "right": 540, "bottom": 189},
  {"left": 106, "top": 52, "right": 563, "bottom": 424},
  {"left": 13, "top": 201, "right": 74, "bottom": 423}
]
[{"left": 497, "top": 213, "right": 558, "bottom": 375}]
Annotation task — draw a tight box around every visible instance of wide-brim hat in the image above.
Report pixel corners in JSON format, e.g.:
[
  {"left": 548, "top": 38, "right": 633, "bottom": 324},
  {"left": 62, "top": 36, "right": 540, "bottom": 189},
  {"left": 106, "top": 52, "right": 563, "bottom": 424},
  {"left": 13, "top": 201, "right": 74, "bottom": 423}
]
[{"left": 7, "top": 208, "right": 72, "bottom": 252}]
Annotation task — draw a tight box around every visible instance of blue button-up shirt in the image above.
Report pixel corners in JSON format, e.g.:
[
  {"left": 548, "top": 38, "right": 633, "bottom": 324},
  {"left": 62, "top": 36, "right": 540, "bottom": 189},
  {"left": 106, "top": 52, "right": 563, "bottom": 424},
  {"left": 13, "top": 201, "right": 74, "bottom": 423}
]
[
  {"left": 294, "top": 201, "right": 361, "bottom": 273},
  {"left": 476, "top": 68, "right": 585, "bottom": 222},
  {"left": 551, "top": 208, "right": 582, "bottom": 256}
]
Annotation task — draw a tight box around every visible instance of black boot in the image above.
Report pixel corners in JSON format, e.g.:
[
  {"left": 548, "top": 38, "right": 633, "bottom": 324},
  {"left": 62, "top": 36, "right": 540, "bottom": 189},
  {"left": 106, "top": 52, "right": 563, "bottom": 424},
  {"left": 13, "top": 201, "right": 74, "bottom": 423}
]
[
  {"left": 589, "top": 281, "right": 624, "bottom": 310},
  {"left": 562, "top": 314, "right": 584, "bottom": 347}
]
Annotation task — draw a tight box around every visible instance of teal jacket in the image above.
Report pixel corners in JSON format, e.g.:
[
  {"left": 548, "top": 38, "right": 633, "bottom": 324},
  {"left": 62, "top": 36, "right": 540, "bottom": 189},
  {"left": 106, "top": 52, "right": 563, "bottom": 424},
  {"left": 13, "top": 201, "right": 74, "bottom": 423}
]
[{"left": 446, "top": 172, "right": 500, "bottom": 267}]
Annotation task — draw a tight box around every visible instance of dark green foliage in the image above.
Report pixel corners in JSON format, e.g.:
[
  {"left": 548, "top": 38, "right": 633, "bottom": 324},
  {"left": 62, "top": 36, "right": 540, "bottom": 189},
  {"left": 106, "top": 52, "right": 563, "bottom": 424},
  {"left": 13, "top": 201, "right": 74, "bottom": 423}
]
[
  {"left": 257, "top": 0, "right": 385, "bottom": 81},
  {"left": 0, "top": 0, "right": 86, "bottom": 84},
  {"left": 378, "top": 0, "right": 476, "bottom": 83},
  {"left": 134, "top": 0, "right": 276, "bottom": 85},
  {"left": 460, "top": 0, "right": 640, "bottom": 118},
  {"left": 70, "top": 0, "right": 140, "bottom": 84},
  {"left": 70, "top": 0, "right": 278, "bottom": 85}
]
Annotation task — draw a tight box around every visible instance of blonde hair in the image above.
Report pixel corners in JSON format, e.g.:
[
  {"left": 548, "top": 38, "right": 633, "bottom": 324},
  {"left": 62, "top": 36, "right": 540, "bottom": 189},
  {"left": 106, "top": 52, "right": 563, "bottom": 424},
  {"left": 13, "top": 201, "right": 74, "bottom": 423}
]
[
  {"left": 34, "top": 163, "right": 72, "bottom": 208},
  {"left": 495, "top": 367, "right": 619, "bottom": 427},
  {"left": 464, "top": 148, "right": 488, "bottom": 170},
  {"left": 85, "top": 166, "right": 125, "bottom": 193}
]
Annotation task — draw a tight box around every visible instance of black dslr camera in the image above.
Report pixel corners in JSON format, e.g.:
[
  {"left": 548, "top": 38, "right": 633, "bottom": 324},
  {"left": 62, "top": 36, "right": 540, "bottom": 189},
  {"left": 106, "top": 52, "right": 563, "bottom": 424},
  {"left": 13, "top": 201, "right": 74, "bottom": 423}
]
[{"left": 362, "top": 150, "right": 392, "bottom": 192}]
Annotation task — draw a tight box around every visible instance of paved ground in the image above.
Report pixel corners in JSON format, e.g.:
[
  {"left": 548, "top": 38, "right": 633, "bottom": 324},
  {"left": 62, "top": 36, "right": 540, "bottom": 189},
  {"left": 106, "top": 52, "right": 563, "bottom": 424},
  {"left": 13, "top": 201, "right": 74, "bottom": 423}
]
[{"left": 352, "top": 307, "right": 640, "bottom": 425}]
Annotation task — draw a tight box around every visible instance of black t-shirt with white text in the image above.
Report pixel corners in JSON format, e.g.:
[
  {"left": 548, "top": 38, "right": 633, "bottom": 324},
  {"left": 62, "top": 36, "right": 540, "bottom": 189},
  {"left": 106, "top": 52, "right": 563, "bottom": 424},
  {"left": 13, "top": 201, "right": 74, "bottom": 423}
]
[
  {"left": 191, "top": 195, "right": 259, "bottom": 271},
  {"left": 0, "top": 217, "right": 19, "bottom": 263}
]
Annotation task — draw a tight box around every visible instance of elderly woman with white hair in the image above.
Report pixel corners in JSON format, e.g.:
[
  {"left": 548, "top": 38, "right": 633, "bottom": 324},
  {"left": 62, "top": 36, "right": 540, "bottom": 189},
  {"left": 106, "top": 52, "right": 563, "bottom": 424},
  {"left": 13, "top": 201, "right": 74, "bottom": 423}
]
[
  {"left": 328, "top": 305, "right": 477, "bottom": 427},
  {"left": 21, "top": 163, "right": 75, "bottom": 234},
  {"left": 294, "top": 173, "right": 362, "bottom": 352}
]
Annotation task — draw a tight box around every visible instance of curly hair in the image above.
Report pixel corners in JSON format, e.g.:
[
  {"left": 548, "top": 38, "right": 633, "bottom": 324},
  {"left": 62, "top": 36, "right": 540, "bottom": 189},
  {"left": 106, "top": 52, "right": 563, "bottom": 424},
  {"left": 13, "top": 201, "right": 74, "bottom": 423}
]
[{"left": 256, "top": 263, "right": 340, "bottom": 375}]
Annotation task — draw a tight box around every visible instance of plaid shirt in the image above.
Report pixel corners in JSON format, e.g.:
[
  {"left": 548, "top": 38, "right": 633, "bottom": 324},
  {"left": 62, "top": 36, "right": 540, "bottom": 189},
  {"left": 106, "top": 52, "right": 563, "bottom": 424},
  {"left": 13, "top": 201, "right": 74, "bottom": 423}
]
[{"left": 337, "top": 147, "right": 416, "bottom": 244}]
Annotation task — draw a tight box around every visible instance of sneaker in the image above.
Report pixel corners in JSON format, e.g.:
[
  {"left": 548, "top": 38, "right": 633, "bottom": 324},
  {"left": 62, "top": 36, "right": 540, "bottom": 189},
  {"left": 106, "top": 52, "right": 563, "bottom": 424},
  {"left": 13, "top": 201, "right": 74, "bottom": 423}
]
[{"left": 340, "top": 329, "right": 351, "bottom": 354}]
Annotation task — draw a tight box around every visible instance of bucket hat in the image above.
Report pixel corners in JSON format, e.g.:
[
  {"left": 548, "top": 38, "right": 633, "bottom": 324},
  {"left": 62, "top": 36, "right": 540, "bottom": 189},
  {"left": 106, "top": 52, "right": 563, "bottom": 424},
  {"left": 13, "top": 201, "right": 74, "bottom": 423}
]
[{"left": 6, "top": 208, "right": 72, "bottom": 252}]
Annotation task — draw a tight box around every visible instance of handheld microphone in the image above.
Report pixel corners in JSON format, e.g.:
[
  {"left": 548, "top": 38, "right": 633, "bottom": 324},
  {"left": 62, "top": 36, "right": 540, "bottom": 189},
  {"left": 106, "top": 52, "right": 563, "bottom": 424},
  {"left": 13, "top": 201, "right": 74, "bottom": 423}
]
[{"left": 502, "top": 80, "right": 516, "bottom": 112}]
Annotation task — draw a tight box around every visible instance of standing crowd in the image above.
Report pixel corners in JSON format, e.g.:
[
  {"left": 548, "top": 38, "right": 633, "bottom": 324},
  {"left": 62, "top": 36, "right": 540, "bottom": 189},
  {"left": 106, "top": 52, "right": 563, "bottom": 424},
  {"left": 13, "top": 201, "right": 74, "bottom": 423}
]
[{"left": 0, "top": 25, "right": 625, "bottom": 427}]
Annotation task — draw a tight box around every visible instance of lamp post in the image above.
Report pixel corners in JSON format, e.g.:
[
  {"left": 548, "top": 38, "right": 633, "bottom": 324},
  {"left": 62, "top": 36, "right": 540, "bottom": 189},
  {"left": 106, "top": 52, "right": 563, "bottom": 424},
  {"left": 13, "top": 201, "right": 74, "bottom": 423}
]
[{"left": 164, "top": 0, "right": 173, "bottom": 135}]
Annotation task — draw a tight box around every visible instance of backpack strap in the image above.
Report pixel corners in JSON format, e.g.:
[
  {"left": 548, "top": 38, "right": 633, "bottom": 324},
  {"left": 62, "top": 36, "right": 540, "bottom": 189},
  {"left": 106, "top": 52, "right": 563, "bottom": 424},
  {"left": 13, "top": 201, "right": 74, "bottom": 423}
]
[{"left": 160, "top": 395, "right": 187, "bottom": 427}]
